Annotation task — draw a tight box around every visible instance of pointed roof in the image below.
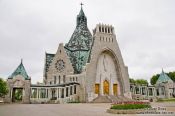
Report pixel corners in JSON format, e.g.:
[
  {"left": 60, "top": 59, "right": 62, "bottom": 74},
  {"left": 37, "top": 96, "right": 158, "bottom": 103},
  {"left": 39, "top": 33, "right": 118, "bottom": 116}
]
[
  {"left": 78, "top": 5, "right": 85, "bottom": 17},
  {"left": 8, "top": 59, "right": 30, "bottom": 80},
  {"left": 64, "top": 5, "right": 93, "bottom": 74},
  {"left": 156, "top": 69, "right": 173, "bottom": 84}
]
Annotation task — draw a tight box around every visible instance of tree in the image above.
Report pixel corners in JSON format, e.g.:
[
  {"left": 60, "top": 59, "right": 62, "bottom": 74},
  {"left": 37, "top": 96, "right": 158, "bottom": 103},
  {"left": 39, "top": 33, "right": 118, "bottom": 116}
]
[
  {"left": 150, "top": 74, "right": 159, "bottom": 85},
  {"left": 135, "top": 79, "right": 148, "bottom": 85},
  {"left": 150, "top": 71, "right": 175, "bottom": 85},
  {"left": 167, "top": 71, "right": 175, "bottom": 82},
  {"left": 0, "top": 78, "right": 8, "bottom": 97},
  {"left": 129, "top": 78, "right": 148, "bottom": 85},
  {"left": 129, "top": 78, "right": 135, "bottom": 84}
]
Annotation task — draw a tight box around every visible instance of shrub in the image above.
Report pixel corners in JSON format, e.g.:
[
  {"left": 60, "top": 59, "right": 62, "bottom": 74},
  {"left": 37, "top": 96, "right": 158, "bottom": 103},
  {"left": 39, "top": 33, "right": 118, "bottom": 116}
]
[
  {"left": 111, "top": 104, "right": 151, "bottom": 110},
  {"left": 157, "top": 98, "right": 175, "bottom": 102},
  {"left": 110, "top": 101, "right": 151, "bottom": 110}
]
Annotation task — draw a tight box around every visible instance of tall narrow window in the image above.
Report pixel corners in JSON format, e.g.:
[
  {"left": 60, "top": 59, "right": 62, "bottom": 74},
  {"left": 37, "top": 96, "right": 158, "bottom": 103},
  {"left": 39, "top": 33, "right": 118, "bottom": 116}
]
[
  {"left": 99, "top": 26, "right": 101, "bottom": 32},
  {"left": 46, "top": 89, "right": 48, "bottom": 98},
  {"left": 58, "top": 76, "right": 61, "bottom": 84},
  {"left": 70, "top": 86, "right": 72, "bottom": 95},
  {"left": 105, "top": 27, "right": 107, "bottom": 33},
  {"left": 156, "top": 89, "right": 159, "bottom": 96},
  {"left": 66, "top": 87, "right": 68, "bottom": 97},
  {"left": 74, "top": 85, "right": 76, "bottom": 94},
  {"left": 61, "top": 88, "right": 64, "bottom": 98},
  {"left": 54, "top": 76, "right": 56, "bottom": 84}
]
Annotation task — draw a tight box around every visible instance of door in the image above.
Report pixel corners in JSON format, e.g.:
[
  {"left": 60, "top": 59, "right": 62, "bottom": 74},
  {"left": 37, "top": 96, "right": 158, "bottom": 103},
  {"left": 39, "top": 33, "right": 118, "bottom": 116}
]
[
  {"left": 95, "top": 84, "right": 100, "bottom": 94},
  {"left": 103, "top": 80, "right": 109, "bottom": 95},
  {"left": 113, "top": 84, "right": 118, "bottom": 96}
]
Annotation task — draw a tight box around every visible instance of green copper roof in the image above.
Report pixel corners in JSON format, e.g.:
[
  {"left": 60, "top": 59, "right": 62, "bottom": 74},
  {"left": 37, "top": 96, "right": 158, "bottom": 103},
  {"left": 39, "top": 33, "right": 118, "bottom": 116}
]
[
  {"left": 8, "top": 60, "right": 30, "bottom": 80},
  {"left": 78, "top": 6, "right": 85, "bottom": 17},
  {"left": 65, "top": 6, "right": 93, "bottom": 74},
  {"left": 156, "top": 69, "right": 173, "bottom": 84}
]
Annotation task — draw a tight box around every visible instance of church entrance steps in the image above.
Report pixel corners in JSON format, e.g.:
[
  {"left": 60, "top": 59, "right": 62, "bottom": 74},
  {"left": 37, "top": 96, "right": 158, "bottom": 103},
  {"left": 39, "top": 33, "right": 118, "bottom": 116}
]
[
  {"left": 92, "top": 95, "right": 134, "bottom": 103},
  {"left": 91, "top": 95, "right": 112, "bottom": 103}
]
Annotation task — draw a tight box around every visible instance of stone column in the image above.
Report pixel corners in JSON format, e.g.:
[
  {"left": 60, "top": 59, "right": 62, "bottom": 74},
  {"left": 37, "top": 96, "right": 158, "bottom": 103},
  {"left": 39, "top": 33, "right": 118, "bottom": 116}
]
[
  {"left": 59, "top": 88, "right": 61, "bottom": 99},
  {"left": 56, "top": 88, "right": 58, "bottom": 100},
  {"left": 64, "top": 87, "right": 67, "bottom": 98},
  {"left": 38, "top": 88, "right": 40, "bottom": 99},
  {"left": 46, "top": 88, "right": 48, "bottom": 98},
  {"left": 37, "top": 88, "right": 39, "bottom": 99},
  {"left": 140, "top": 86, "right": 142, "bottom": 95},
  {"left": 68, "top": 86, "right": 70, "bottom": 97}
]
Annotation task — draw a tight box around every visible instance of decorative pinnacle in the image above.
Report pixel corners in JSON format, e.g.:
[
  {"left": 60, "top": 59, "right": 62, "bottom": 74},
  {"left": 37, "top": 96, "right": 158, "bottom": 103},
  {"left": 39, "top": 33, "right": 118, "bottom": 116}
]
[{"left": 21, "top": 58, "right": 23, "bottom": 63}]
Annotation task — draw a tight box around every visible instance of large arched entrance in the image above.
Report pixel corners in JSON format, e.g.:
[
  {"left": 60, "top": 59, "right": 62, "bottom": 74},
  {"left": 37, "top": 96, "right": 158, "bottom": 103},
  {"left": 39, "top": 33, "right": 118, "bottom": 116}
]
[
  {"left": 103, "top": 80, "right": 109, "bottom": 95},
  {"left": 95, "top": 50, "right": 121, "bottom": 96}
]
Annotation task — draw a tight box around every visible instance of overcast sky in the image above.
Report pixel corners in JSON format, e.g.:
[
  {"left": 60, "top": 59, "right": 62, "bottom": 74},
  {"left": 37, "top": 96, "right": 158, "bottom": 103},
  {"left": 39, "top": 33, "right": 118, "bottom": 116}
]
[{"left": 0, "top": 0, "right": 175, "bottom": 84}]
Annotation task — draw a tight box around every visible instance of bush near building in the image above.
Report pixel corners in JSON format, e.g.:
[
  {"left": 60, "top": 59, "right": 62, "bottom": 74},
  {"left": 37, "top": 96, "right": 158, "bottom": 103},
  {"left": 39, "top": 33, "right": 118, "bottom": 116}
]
[
  {"left": 111, "top": 101, "right": 151, "bottom": 110},
  {"left": 157, "top": 98, "right": 175, "bottom": 102}
]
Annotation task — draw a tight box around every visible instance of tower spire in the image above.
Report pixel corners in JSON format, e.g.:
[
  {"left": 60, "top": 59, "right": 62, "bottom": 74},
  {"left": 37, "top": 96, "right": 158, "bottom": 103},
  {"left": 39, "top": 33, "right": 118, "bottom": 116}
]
[
  {"left": 76, "top": 2, "right": 87, "bottom": 27},
  {"left": 80, "top": 2, "right": 84, "bottom": 8},
  {"left": 21, "top": 58, "right": 23, "bottom": 64}
]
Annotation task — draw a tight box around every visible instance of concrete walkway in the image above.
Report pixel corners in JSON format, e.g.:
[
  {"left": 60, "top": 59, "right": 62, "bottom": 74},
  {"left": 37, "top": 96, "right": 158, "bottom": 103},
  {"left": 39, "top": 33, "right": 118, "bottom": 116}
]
[{"left": 0, "top": 103, "right": 174, "bottom": 116}]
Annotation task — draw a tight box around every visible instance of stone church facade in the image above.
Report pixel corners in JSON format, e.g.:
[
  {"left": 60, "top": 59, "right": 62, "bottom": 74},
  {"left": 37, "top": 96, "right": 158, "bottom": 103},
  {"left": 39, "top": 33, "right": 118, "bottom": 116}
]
[
  {"left": 4, "top": 6, "right": 174, "bottom": 103},
  {"left": 4, "top": 6, "right": 131, "bottom": 103}
]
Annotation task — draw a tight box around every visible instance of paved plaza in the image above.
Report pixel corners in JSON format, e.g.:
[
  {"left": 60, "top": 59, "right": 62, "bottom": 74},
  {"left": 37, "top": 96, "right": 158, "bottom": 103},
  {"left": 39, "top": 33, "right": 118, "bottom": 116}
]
[{"left": 0, "top": 103, "right": 175, "bottom": 116}]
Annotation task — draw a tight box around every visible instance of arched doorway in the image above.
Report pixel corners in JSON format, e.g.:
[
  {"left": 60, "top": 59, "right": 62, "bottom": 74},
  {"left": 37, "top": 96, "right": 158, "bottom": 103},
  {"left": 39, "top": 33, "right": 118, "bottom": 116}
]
[
  {"left": 12, "top": 88, "right": 23, "bottom": 102},
  {"left": 95, "top": 50, "right": 122, "bottom": 96},
  {"left": 103, "top": 80, "right": 109, "bottom": 95}
]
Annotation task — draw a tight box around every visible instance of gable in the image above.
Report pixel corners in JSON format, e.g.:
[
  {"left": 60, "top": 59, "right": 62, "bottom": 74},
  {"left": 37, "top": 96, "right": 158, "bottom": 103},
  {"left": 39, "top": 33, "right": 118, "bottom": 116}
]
[{"left": 48, "top": 43, "right": 74, "bottom": 75}]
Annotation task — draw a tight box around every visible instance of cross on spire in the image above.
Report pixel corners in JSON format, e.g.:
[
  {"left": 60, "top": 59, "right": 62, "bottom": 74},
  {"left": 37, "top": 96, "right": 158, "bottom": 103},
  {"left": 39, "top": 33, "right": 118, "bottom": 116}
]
[{"left": 80, "top": 2, "right": 84, "bottom": 8}]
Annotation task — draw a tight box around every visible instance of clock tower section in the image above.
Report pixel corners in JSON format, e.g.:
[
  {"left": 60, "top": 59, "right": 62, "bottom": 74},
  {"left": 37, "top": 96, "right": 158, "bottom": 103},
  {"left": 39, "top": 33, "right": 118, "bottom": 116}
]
[{"left": 46, "top": 43, "right": 74, "bottom": 85}]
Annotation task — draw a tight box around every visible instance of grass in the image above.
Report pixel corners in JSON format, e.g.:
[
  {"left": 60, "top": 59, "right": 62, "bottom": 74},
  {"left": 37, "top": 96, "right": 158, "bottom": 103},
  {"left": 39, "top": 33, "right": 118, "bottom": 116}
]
[
  {"left": 157, "top": 98, "right": 175, "bottom": 102},
  {"left": 110, "top": 104, "right": 151, "bottom": 110}
]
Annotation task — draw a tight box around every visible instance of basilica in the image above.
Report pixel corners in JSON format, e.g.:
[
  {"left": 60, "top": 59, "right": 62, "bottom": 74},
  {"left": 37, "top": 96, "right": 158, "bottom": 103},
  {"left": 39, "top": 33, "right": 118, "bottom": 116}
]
[{"left": 4, "top": 6, "right": 175, "bottom": 103}]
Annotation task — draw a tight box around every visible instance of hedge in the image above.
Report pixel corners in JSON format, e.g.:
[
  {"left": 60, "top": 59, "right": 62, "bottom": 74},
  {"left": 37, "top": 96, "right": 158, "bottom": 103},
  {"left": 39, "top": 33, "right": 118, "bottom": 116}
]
[{"left": 111, "top": 104, "right": 151, "bottom": 110}]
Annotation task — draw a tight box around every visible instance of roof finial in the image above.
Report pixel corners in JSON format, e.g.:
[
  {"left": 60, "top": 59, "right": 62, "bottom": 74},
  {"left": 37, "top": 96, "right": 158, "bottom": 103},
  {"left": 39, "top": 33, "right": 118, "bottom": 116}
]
[
  {"left": 21, "top": 58, "right": 23, "bottom": 64},
  {"left": 80, "top": 2, "right": 84, "bottom": 8}
]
